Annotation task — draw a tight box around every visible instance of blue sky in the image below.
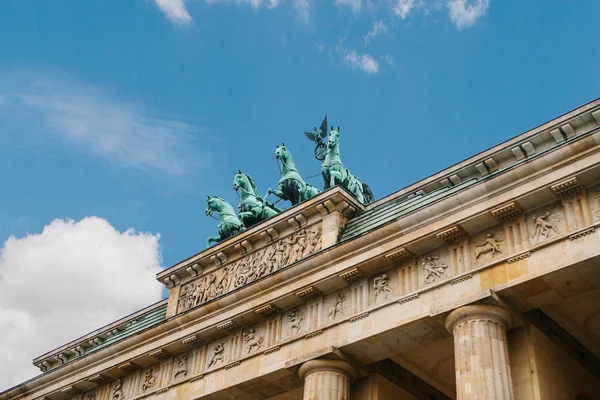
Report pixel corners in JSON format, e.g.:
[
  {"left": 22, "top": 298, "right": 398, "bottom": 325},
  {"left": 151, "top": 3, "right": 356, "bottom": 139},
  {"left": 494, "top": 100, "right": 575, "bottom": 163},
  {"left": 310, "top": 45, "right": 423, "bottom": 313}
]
[
  {"left": 2, "top": 0, "right": 600, "bottom": 270},
  {"left": 2, "top": 0, "right": 600, "bottom": 388}
]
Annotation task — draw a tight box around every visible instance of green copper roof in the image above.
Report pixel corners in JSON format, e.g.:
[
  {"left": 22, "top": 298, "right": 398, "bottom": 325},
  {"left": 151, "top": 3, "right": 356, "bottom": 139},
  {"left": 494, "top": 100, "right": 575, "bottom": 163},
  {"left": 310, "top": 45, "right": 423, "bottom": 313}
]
[
  {"left": 341, "top": 121, "right": 600, "bottom": 242},
  {"left": 341, "top": 178, "right": 478, "bottom": 241},
  {"left": 85, "top": 302, "right": 168, "bottom": 356},
  {"left": 36, "top": 301, "right": 168, "bottom": 373}
]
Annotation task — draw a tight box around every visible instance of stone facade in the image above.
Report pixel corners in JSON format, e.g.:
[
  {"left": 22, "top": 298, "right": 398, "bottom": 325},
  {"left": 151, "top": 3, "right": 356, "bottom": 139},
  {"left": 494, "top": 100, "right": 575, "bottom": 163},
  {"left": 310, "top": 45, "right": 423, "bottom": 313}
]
[{"left": 3, "top": 100, "right": 600, "bottom": 399}]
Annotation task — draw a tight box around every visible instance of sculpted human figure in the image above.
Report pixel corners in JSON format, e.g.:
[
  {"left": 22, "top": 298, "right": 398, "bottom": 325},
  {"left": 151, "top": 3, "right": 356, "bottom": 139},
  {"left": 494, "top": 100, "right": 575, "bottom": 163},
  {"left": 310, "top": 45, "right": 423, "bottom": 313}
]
[
  {"left": 289, "top": 229, "right": 308, "bottom": 263},
  {"left": 328, "top": 292, "right": 347, "bottom": 319},
  {"left": 532, "top": 210, "right": 559, "bottom": 240},
  {"left": 473, "top": 233, "right": 503, "bottom": 264},
  {"left": 422, "top": 256, "right": 448, "bottom": 284},
  {"left": 202, "top": 274, "right": 218, "bottom": 303},
  {"left": 191, "top": 277, "right": 206, "bottom": 307},
  {"left": 207, "top": 342, "right": 226, "bottom": 368},
  {"left": 141, "top": 368, "right": 156, "bottom": 392},
  {"left": 243, "top": 328, "right": 264, "bottom": 353},
  {"left": 111, "top": 379, "right": 124, "bottom": 400},
  {"left": 374, "top": 274, "right": 393, "bottom": 302},
  {"left": 173, "top": 355, "right": 188, "bottom": 378},
  {"left": 288, "top": 309, "right": 304, "bottom": 336}
]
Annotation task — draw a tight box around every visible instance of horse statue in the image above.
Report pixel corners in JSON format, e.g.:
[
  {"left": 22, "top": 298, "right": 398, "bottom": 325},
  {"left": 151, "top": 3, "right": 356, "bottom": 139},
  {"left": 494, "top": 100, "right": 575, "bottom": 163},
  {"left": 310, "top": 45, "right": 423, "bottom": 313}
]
[
  {"left": 321, "top": 126, "right": 374, "bottom": 204},
  {"left": 233, "top": 170, "right": 282, "bottom": 228},
  {"left": 205, "top": 196, "right": 244, "bottom": 247},
  {"left": 265, "top": 143, "right": 320, "bottom": 206}
]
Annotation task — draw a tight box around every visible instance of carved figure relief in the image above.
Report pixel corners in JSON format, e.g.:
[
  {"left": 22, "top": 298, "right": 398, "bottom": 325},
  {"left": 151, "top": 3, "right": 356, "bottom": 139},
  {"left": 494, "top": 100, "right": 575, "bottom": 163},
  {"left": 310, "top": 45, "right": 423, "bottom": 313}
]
[
  {"left": 141, "top": 368, "right": 157, "bottom": 392},
  {"left": 173, "top": 355, "right": 188, "bottom": 379},
  {"left": 328, "top": 292, "right": 347, "bottom": 319},
  {"left": 595, "top": 189, "right": 600, "bottom": 217},
  {"left": 373, "top": 274, "right": 393, "bottom": 302},
  {"left": 111, "top": 379, "right": 124, "bottom": 400},
  {"left": 473, "top": 233, "right": 503, "bottom": 264},
  {"left": 421, "top": 256, "right": 448, "bottom": 284},
  {"left": 531, "top": 209, "right": 560, "bottom": 243},
  {"left": 243, "top": 328, "right": 265, "bottom": 353},
  {"left": 179, "top": 224, "right": 322, "bottom": 312},
  {"left": 288, "top": 309, "right": 304, "bottom": 336},
  {"left": 207, "top": 342, "right": 226, "bottom": 368}
]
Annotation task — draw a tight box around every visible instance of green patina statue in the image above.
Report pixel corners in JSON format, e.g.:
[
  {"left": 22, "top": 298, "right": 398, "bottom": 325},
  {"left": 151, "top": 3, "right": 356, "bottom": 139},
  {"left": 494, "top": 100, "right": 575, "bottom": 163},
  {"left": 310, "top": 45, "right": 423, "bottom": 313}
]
[
  {"left": 205, "top": 196, "right": 244, "bottom": 247},
  {"left": 321, "top": 126, "right": 374, "bottom": 204},
  {"left": 265, "top": 143, "right": 320, "bottom": 206},
  {"left": 233, "top": 170, "right": 282, "bottom": 228}
]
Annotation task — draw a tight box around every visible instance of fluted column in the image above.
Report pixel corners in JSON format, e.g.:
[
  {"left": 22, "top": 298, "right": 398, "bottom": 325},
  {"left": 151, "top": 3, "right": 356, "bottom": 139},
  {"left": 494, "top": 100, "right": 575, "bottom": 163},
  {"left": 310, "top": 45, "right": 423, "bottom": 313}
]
[
  {"left": 445, "top": 304, "right": 514, "bottom": 400},
  {"left": 298, "top": 359, "right": 357, "bottom": 400}
]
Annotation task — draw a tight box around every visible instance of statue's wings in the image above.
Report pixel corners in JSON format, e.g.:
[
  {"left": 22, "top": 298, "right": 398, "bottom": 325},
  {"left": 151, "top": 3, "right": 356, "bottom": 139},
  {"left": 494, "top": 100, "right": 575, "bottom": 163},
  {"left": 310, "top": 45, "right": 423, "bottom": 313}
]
[
  {"left": 304, "top": 130, "right": 319, "bottom": 142},
  {"left": 319, "top": 116, "right": 328, "bottom": 138}
]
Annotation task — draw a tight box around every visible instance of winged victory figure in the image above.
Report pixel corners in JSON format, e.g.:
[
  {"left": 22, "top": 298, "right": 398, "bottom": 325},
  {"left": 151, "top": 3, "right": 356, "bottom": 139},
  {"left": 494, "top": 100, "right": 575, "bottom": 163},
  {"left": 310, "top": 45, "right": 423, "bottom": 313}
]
[{"left": 305, "top": 115, "right": 329, "bottom": 161}]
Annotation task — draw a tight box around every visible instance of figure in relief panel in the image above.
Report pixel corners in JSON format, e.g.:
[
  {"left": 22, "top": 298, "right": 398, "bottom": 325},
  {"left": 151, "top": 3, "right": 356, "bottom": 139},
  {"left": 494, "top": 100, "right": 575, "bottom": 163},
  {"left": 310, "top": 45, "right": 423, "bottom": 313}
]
[
  {"left": 111, "top": 379, "right": 124, "bottom": 400},
  {"left": 531, "top": 210, "right": 560, "bottom": 242},
  {"left": 207, "top": 342, "right": 226, "bottom": 368},
  {"left": 173, "top": 355, "right": 188, "bottom": 379},
  {"left": 328, "top": 292, "right": 347, "bottom": 319},
  {"left": 243, "top": 329, "right": 265, "bottom": 353},
  {"left": 473, "top": 233, "right": 503, "bottom": 264},
  {"left": 288, "top": 309, "right": 304, "bottom": 336},
  {"left": 595, "top": 189, "right": 600, "bottom": 217},
  {"left": 141, "top": 368, "right": 156, "bottom": 392},
  {"left": 421, "top": 256, "right": 448, "bottom": 284},
  {"left": 179, "top": 224, "right": 322, "bottom": 313},
  {"left": 373, "top": 274, "right": 393, "bottom": 302}
]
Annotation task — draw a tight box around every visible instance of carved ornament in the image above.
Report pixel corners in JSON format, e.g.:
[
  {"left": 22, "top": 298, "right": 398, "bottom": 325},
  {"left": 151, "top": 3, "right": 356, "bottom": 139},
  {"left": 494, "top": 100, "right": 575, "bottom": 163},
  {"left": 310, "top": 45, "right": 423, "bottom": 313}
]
[{"left": 178, "top": 224, "right": 321, "bottom": 313}]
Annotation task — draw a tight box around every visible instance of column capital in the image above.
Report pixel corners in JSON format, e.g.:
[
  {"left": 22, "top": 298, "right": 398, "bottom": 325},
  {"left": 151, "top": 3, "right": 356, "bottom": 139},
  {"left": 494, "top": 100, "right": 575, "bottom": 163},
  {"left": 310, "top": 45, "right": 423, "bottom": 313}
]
[
  {"left": 298, "top": 358, "right": 358, "bottom": 382},
  {"left": 445, "top": 304, "right": 512, "bottom": 333}
]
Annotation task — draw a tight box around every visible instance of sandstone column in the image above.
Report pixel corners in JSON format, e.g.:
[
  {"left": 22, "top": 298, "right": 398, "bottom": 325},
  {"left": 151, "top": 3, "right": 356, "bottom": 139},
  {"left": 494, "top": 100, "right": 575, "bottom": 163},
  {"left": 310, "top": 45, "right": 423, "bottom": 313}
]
[
  {"left": 445, "top": 304, "right": 514, "bottom": 400},
  {"left": 298, "top": 359, "right": 357, "bottom": 400}
]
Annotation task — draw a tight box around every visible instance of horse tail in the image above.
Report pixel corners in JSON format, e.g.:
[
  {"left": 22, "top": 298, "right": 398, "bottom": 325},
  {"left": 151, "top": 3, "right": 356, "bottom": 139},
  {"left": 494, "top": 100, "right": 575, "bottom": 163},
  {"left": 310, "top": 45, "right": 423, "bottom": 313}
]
[{"left": 362, "top": 183, "right": 374, "bottom": 204}]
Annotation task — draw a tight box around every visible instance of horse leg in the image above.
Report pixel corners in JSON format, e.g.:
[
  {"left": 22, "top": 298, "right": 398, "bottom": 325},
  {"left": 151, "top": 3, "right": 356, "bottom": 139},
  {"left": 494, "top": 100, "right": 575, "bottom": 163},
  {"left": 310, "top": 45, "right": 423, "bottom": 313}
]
[
  {"left": 330, "top": 171, "right": 343, "bottom": 188},
  {"left": 266, "top": 188, "right": 286, "bottom": 202},
  {"left": 207, "top": 235, "right": 222, "bottom": 248}
]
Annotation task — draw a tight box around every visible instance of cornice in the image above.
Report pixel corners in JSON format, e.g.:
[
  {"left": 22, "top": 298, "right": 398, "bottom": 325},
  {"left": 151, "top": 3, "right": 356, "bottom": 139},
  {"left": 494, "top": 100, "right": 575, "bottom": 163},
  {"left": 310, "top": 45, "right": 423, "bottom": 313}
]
[
  {"left": 156, "top": 187, "right": 364, "bottom": 287},
  {"left": 368, "top": 97, "right": 600, "bottom": 208}
]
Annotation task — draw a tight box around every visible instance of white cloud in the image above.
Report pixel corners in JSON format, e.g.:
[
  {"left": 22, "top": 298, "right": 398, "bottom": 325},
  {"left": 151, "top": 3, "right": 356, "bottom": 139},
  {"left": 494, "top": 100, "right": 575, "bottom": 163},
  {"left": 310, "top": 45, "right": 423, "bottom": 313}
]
[
  {"left": 293, "top": 0, "right": 310, "bottom": 21},
  {"left": 394, "top": 0, "right": 415, "bottom": 19},
  {"left": 363, "top": 20, "right": 388, "bottom": 46},
  {"left": 447, "top": 0, "right": 490, "bottom": 29},
  {"left": 153, "top": 0, "right": 193, "bottom": 25},
  {"left": 334, "top": 0, "right": 361, "bottom": 13},
  {"left": 344, "top": 50, "right": 379, "bottom": 74},
  {"left": 0, "top": 69, "right": 202, "bottom": 175},
  {"left": 0, "top": 217, "right": 163, "bottom": 390}
]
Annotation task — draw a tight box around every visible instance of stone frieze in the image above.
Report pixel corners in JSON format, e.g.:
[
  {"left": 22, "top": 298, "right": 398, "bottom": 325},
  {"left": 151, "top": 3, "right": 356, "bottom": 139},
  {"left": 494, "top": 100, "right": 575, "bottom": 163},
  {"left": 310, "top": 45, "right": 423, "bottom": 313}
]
[{"left": 178, "top": 224, "right": 322, "bottom": 313}]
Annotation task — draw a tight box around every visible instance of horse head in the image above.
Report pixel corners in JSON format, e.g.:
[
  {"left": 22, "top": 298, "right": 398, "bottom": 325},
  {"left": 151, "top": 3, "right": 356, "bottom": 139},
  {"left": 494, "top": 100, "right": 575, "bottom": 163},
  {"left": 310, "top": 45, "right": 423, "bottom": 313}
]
[
  {"left": 328, "top": 126, "right": 340, "bottom": 150},
  {"left": 233, "top": 170, "right": 259, "bottom": 196},
  {"left": 274, "top": 143, "right": 290, "bottom": 161}
]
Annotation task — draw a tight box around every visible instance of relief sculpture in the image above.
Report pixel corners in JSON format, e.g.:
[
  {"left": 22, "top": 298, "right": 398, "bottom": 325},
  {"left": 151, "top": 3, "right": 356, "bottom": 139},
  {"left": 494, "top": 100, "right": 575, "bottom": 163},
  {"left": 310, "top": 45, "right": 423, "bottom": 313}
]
[
  {"left": 421, "top": 256, "right": 448, "bottom": 284},
  {"left": 111, "top": 379, "right": 124, "bottom": 400},
  {"left": 141, "top": 369, "right": 156, "bottom": 392},
  {"left": 473, "top": 233, "right": 503, "bottom": 264},
  {"left": 531, "top": 209, "right": 560, "bottom": 243},
  {"left": 207, "top": 342, "right": 226, "bottom": 368},
  {"left": 173, "top": 355, "right": 188, "bottom": 379},
  {"left": 179, "top": 224, "right": 322, "bottom": 312},
  {"left": 243, "top": 329, "right": 264, "bottom": 353}
]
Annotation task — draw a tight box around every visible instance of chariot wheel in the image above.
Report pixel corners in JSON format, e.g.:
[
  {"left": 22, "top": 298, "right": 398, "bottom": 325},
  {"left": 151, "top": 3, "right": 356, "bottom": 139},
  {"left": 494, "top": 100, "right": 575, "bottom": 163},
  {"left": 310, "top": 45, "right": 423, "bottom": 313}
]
[{"left": 314, "top": 142, "right": 327, "bottom": 161}]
